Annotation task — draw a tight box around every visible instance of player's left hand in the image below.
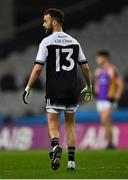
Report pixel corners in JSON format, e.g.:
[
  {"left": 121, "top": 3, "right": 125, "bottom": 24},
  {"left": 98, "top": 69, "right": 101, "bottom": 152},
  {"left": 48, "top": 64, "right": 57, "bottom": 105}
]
[
  {"left": 81, "top": 85, "right": 93, "bottom": 103},
  {"left": 23, "top": 86, "right": 30, "bottom": 104}
]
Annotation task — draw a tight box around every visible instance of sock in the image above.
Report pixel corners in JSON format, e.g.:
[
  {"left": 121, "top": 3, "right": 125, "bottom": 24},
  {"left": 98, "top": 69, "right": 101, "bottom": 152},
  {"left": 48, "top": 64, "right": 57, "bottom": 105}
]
[
  {"left": 51, "top": 137, "right": 59, "bottom": 148},
  {"left": 68, "top": 147, "right": 75, "bottom": 161},
  {"left": 108, "top": 141, "right": 113, "bottom": 145}
]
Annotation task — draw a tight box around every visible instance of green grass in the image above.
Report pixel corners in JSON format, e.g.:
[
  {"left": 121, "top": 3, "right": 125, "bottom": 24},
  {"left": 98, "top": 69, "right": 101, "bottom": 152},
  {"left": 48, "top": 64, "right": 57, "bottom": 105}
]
[{"left": 0, "top": 150, "right": 128, "bottom": 179}]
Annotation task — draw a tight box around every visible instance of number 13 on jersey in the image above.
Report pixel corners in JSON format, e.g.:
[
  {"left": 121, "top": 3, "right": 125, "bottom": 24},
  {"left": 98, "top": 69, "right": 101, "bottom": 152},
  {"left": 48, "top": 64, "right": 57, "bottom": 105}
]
[{"left": 56, "top": 48, "right": 75, "bottom": 72}]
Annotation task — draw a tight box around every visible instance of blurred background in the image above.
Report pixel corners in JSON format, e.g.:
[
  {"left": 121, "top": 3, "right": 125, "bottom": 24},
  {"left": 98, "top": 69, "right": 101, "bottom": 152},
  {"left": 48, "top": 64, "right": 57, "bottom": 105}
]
[{"left": 0, "top": 0, "right": 128, "bottom": 150}]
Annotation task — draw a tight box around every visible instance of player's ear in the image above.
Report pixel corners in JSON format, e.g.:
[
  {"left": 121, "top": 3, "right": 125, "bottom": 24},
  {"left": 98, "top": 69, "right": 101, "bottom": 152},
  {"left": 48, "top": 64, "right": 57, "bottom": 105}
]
[{"left": 52, "top": 20, "right": 57, "bottom": 26}]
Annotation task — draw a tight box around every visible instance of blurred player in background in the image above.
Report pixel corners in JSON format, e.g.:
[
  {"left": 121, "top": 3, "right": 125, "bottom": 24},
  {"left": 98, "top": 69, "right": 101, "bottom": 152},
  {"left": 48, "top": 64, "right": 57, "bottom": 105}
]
[
  {"left": 23, "top": 8, "right": 93, "bottom": 170},
  {"left": 94, "top": 50, "right": 123, "bottom": 149}
]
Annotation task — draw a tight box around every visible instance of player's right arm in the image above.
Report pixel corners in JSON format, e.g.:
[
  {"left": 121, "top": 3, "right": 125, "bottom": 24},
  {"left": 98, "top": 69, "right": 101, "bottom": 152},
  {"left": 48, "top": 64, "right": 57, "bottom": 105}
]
[
  {"left": 23, "top": 39, "right": 48, "bottom": 104},
  {"left": 23, "top": 64, "right": 43, "bottom": 104},
  {"left": 93, "top": 68, "right": 99, "bottom": 97}
]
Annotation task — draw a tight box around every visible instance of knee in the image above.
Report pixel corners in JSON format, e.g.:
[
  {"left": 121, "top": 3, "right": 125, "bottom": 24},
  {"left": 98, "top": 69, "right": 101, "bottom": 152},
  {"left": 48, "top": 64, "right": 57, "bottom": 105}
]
[{"left": 101, "top": 119, "right": 110, "bottom": 126}]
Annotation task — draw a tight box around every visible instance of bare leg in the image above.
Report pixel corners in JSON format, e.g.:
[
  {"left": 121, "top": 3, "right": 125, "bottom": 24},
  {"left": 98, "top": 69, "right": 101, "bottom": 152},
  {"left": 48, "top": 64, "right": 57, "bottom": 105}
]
[
  {"left": 47, "top": 112, "right": 60, "bottom": 139},
  {"left": 100, "top": 109, "right": 113, "bottom": 145},
  {"left": 64, "top": 112, "right": 75, "bottom": 147},
  {"left": 47, "top": 112, "right": 62, "bottom": 170},
  {"left": 65, "top": 112, "right": 76, "bottom": 170}
]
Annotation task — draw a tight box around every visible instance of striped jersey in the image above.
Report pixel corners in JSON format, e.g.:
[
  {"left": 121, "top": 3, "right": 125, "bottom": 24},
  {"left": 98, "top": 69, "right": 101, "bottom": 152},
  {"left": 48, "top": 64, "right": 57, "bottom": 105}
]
[{"left": 35, "top": 31, "right": 87, "bottom": 100}]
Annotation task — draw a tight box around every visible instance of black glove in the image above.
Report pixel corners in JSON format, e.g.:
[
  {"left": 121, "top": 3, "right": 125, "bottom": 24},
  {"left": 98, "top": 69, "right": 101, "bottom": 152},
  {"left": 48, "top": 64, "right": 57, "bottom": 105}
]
[{"left": 23, "top": 86, "right": 30, "bottom": 104}]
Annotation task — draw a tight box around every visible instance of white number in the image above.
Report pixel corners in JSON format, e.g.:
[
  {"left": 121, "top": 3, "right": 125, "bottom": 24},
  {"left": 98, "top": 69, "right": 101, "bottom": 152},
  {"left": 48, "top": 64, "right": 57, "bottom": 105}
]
[
  {"left": 56, "top": 48, "right": 75, "bottom": 72},
  {"left": 56, "top": 49, "right": 60, "bottom": 72}
]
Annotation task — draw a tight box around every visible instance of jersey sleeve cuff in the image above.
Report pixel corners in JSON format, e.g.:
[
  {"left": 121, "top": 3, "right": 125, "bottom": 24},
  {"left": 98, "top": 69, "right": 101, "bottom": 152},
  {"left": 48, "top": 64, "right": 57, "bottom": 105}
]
[
  {"left": 34, "top": 61, "right": 44, "bottom": 65},
  {"left": 78, "top": 60, "right": 88, "bottom": 65}
]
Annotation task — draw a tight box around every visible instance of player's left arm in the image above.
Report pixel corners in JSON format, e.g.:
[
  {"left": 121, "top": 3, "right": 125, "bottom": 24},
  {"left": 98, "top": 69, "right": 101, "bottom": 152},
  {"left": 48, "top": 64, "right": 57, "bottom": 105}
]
[
  {"left": 77, "top": 43, "right": 92, "bottom": 87},
  {"left": 115, "top": 72, "right": 124, "bottom": 101},
  {"left": 80, "top": 63, "right": 93, "bottom": 102},
  {"left": 109, "top": 66, "right": 124, "bottom": 101},
  {"left": 80, "top": 63, "right": 92, "bottom": 88},
  {"left": 77, "top": 43, "right": 93, "bottom": 102}
]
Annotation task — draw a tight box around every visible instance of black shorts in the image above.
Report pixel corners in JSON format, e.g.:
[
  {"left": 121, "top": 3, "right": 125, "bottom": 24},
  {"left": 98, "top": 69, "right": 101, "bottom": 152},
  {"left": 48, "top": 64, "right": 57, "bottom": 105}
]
[{"left": 46, "top": 98, "right": 78, "bottom": 113}]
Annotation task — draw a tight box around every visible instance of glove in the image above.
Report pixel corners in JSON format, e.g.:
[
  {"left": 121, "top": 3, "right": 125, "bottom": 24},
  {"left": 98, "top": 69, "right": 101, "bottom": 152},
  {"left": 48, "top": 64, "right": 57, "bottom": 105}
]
[
  {"left": 23, "top": 85, "right": 30, "bottom": 104},
  {"left": 81, "top": 85, "right": 93, "bottom": 103}
]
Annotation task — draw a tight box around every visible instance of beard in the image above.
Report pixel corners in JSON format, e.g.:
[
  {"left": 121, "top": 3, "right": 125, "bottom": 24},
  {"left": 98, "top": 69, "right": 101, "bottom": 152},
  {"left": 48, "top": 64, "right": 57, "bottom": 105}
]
[{"left": 45, "top": 24, "right": 53, "bottom": 36}]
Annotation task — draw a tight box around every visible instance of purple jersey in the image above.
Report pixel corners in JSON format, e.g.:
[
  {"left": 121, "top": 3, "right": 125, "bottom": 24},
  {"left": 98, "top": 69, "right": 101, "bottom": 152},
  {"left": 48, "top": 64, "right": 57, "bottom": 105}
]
[{"left": 96, "top": 70, "right": 111, "bottom": 100}]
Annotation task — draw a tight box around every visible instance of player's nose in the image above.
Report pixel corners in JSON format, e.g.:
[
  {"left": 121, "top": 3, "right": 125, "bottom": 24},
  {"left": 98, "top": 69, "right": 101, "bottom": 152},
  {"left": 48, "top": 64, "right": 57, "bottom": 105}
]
[{"left": 43, "top": 22, "right": 45, "bottom": 27}]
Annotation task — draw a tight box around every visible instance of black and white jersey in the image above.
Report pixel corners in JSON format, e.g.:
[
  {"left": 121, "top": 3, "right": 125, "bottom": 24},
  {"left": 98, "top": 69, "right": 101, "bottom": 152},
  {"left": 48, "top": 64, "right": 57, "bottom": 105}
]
[{"left": 35, "top": 31, "right": 87, "bottom": 100}]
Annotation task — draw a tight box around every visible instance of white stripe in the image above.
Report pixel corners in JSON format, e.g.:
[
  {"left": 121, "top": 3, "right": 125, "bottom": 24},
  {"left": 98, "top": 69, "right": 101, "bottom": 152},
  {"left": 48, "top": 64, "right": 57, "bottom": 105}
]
[
  {"left": 56, "top": 49, "right": 60, "bottom": 72},
  {"left": 46, "top": 104, "right": 78, "bottom": 111}
]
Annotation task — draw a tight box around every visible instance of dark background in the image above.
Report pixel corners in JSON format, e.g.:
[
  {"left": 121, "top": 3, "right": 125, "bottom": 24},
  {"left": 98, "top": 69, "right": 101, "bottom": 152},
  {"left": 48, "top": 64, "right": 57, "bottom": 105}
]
[{"left": 0, "top": 0, "right": 128, "bottom": 58}]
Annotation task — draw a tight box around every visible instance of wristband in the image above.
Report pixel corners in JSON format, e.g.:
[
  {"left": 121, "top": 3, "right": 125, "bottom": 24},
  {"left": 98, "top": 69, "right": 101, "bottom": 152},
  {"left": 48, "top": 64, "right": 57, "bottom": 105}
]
[{"left": 25, "top": 85, "right": 30, "bottom": 91}]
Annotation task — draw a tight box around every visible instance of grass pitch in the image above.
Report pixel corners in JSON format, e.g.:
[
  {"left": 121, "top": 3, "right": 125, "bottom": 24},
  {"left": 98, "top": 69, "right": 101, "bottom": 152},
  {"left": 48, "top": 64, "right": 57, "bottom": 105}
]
[{"left": 0, "top": 150, "right": 128, "bottom": 179}]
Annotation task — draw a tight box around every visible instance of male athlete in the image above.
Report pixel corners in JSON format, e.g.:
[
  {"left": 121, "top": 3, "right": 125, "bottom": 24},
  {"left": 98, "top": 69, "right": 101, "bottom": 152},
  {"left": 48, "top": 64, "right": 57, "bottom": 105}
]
[
  {"left": 94, "top": 50, "right": 123, "bottom": 149},
  {"left": 23, "top": 8, "right": 93, "bottom": 170}
]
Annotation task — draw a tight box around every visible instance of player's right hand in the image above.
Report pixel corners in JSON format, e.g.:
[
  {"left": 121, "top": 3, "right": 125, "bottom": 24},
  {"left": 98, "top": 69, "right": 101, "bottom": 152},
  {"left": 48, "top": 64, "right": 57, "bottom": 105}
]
[
  {"left": 23, "top": 85, "right": 30, "bottom": 104},
  {"left": 81, "top": 85, "right": 93, "bottom": 103}
]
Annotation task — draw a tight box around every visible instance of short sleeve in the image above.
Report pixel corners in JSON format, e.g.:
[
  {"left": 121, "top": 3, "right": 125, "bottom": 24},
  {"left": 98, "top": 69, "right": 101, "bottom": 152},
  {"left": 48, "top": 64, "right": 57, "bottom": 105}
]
[
  {"left": 35, "top": 40, "right": 48, "bottom": 65},
  {"left": 77, "top": 44, "right": 87, "bottom": 65}
]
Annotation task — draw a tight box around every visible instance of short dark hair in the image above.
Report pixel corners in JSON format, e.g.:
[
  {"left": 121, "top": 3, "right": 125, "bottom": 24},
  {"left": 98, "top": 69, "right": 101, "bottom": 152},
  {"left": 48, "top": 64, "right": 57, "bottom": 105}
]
[
  {"left": 96, "top": 50, "right": 110, "bottom": 58},
  {"left": 44, "top": 8, "right": 64, "bottom": 25}
]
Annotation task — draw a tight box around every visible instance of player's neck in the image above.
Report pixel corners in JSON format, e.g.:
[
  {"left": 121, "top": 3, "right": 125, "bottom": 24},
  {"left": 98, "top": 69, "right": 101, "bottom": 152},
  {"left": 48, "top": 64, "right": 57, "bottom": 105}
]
[
  {"left": 53, "top": 26, "right": 63, "bottom": 33},
  {"left": 101, "top": 62, "right": 109, "bottom": 69}
]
